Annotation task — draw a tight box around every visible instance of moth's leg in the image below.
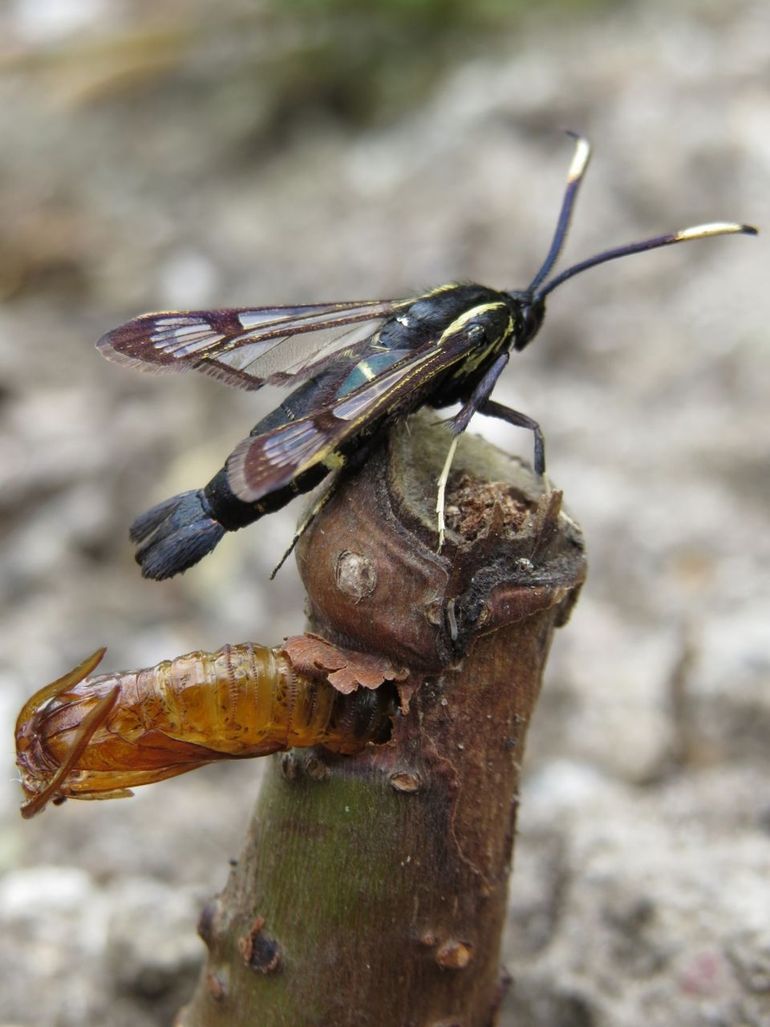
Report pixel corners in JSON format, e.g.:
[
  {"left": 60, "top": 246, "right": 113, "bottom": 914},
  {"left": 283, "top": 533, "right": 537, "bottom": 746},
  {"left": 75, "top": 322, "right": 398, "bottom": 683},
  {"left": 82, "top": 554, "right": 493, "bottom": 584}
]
[
  {"left": 478, "top": 398, "right": 546, "bottom": 476},
  {"left": 436, "top": 352, "right": 510, "bottom": 548},
  {"left": 435, "top": 435, "right": 460, "bottom": 550},
  {"left": 270, "top": 434, "right": 378, "bottom": 578},
  {"left": 269, "top": 475, "right": 339, "bottom": 580}
]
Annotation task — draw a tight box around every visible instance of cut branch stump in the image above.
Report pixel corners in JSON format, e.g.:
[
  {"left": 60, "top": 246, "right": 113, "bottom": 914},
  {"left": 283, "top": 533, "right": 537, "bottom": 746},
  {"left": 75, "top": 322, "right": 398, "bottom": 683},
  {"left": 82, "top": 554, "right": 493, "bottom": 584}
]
[{"left": 180, "top": 413, "right": 586, "bottom": 1027}]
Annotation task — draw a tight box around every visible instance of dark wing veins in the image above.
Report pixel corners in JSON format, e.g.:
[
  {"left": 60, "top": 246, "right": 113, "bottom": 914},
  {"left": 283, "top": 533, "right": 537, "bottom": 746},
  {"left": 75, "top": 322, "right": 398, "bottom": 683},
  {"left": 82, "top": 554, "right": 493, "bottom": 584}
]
[{"left": 97, "top": 299, "right": 413, "bottom": 391}]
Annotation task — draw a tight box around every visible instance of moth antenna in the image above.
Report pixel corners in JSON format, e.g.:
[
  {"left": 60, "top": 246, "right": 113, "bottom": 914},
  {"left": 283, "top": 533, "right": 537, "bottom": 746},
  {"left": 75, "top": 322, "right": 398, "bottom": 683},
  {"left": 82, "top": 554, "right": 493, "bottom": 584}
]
[
  {"left": 534, "top": 222, "right": 758, "bottom": 301},
  {"left": 526, "top": 132, "right": 592, "bottom": 295}
]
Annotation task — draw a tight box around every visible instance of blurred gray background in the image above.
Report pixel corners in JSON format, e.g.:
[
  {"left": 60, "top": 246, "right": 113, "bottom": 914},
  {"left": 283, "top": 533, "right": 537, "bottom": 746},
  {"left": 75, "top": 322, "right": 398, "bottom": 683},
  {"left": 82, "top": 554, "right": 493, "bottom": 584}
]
[{"left": 0, "top": 1, "right": 768, "bottom": 1024}]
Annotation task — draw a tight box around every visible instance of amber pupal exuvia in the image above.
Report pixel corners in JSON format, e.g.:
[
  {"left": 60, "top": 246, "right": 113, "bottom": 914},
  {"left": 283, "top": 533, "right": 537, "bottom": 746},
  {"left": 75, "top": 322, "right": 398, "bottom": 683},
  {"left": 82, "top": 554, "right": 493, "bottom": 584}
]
[{"left": 15, "top": 636, "right": 402, "bottom": 817}]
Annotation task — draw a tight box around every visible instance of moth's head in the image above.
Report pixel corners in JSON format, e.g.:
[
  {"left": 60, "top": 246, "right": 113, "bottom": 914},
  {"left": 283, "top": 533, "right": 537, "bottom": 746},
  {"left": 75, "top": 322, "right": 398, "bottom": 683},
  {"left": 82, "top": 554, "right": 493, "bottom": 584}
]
[{"left": 508, "top": 291, "right": 545, "bottom": 352}]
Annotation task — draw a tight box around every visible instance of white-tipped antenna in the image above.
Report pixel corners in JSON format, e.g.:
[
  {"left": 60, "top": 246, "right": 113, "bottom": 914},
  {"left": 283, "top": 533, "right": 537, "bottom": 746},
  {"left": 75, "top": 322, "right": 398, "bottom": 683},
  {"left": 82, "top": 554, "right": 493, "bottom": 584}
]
[
  {"left": 534, "top": 221, "right": 757, "bottom": 301},
  {"left": 525, "top": 133, "right": 592, "bottom": 295}
]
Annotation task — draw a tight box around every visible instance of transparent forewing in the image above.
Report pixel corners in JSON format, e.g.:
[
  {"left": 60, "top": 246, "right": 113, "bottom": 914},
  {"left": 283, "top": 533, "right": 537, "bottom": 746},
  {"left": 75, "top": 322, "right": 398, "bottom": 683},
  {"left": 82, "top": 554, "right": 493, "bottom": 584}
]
[
  {"left": 227, "top": 330, "right": 473, "bottom": 502},
  {"left": 97, "top": 299, "right": 410, "bottom": 391}
]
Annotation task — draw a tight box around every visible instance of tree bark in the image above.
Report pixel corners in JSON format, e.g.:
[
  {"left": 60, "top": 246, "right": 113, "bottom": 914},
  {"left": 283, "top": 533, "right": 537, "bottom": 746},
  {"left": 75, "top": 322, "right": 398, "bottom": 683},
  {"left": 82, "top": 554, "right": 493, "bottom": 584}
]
[{"left": 179, "top": 412, "right": 586, "bottom": 1027}]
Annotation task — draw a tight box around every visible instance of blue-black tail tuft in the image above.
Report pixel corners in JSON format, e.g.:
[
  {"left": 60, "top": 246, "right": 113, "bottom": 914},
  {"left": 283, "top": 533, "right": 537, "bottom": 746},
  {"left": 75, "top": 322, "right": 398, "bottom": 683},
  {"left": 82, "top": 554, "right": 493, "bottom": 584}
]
[{"left": 129, "top": 490, "right": 225, "bottom": 580}]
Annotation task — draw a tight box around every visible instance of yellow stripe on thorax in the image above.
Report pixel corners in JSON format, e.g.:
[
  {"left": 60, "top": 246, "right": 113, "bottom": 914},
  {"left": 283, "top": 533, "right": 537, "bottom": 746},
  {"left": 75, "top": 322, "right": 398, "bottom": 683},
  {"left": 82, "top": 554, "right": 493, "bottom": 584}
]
[{"left": 441, "top": 302, "right": 513, "bottom": 375}]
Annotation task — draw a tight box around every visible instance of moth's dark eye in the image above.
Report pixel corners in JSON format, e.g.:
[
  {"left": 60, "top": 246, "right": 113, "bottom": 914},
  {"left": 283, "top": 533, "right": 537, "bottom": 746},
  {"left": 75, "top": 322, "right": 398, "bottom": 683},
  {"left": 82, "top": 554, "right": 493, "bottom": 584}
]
[{"left": 467, "top": 324, "right": 485, "bottom": 342}]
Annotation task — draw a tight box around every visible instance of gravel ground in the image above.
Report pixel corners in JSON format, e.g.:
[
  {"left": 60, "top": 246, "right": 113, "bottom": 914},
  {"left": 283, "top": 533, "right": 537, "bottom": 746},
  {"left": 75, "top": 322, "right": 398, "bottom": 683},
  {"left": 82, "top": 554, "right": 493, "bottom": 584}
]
[{"left": 0, "top": 1, "right": 768, "bottom": 1024}]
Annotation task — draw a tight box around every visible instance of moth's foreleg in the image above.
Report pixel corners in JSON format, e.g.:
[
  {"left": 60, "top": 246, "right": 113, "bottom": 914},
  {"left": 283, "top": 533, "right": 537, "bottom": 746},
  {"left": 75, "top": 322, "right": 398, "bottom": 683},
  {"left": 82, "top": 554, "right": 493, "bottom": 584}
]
[
  {"left": 435, "top": 435, "right": 460, "bottom": 549},
  {"left": 436, "top": 351, "right": 511, "bottom": 548}
]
